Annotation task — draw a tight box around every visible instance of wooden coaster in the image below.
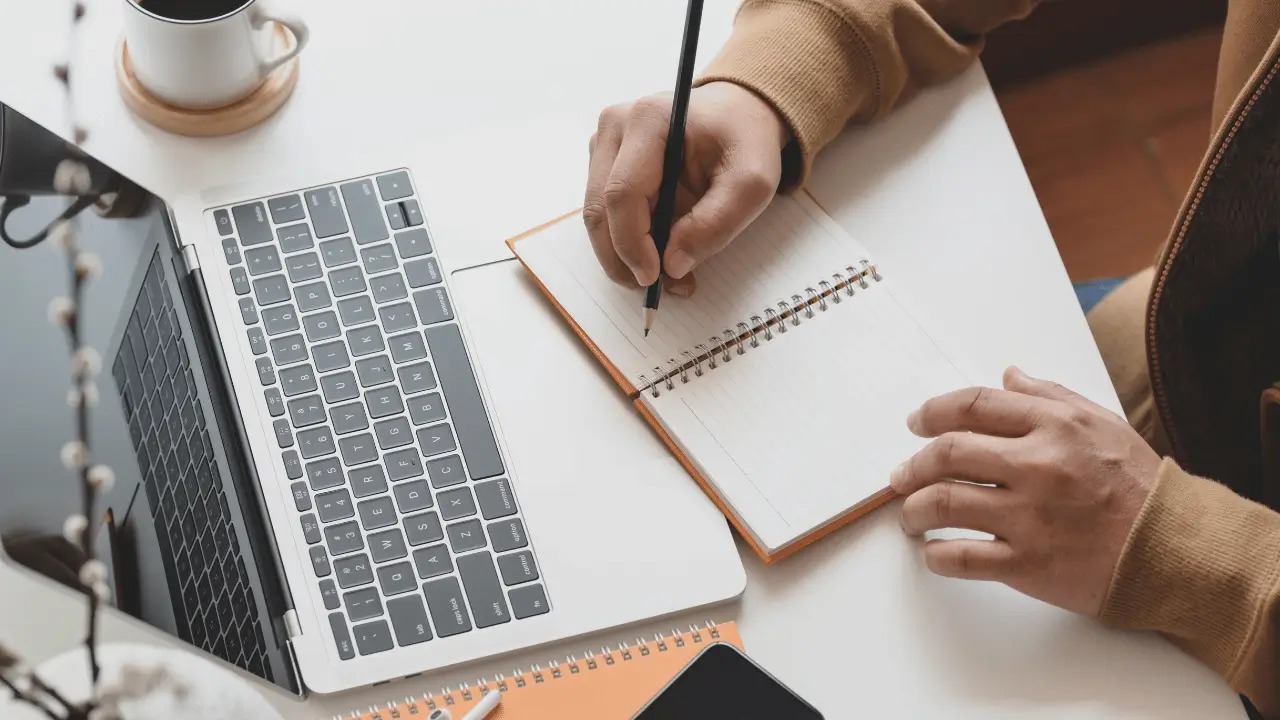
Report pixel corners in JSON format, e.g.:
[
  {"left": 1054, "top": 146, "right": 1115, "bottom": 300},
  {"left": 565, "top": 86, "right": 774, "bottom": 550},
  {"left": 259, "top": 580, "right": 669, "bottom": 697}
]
[{"left": 115, "top": 24, "right": 299, "bottom": 137}]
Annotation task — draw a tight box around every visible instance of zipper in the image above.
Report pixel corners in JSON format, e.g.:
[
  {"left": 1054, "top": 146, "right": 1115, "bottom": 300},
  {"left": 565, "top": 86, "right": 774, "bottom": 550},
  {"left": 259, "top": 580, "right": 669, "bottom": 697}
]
[{"left": 1146, "top": 51, "right": 1280, "bottom": 458}]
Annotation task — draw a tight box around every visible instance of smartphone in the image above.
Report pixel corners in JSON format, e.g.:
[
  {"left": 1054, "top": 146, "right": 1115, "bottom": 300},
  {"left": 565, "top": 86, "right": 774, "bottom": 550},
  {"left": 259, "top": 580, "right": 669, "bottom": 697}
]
[{"left": 632, "top": 643, "right": 823, "bottom": 719}]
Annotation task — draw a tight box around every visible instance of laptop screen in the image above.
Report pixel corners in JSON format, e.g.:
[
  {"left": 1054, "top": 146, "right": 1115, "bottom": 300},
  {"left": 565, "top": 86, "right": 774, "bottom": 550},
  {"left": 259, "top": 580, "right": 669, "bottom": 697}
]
[{"left": 0, "top": 104, "right": 298, "bottom": 693}]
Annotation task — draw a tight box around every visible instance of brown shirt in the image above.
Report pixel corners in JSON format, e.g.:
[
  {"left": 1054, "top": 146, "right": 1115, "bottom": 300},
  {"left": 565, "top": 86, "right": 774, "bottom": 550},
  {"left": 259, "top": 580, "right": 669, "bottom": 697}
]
[{"left": 696, "top": 0, "right": 1280, "bottom": 714}]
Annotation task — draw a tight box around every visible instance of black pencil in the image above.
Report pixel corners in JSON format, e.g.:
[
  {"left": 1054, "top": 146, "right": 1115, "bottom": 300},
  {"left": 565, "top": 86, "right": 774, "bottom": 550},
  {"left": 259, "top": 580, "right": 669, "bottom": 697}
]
[{"left": 643, "top": 0, "right": 704, "bottom": 337}]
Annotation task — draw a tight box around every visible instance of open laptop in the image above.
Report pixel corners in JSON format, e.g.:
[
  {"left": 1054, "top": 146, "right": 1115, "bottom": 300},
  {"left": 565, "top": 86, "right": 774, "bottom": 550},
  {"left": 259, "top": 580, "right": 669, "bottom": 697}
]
[{"left": 0, "top": 102, "right": 744, "bottom": 695}]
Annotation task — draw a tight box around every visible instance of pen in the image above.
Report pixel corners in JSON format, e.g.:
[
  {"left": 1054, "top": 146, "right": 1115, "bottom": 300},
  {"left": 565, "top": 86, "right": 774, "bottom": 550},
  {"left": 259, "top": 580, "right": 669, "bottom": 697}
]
[
  {"left": 643, "top": 0, "right": 705, "bottom": 337},
  {"left": 460, "top": 689, "right": 502, "bottom": 720}
]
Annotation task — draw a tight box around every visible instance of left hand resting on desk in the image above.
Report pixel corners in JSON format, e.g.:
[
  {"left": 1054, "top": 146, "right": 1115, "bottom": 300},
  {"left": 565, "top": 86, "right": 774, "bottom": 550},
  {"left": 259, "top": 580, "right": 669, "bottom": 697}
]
[{"left": 889, "top": 366, "right": 1161, "bottom": 617}]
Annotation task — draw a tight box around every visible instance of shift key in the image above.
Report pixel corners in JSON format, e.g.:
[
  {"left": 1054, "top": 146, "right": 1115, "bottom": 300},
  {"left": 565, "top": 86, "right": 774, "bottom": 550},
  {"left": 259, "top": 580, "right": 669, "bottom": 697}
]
[
  {"left": 457, "top": 552, "right": 511, "bottom": 628},
  {"left": 305, "top": 187, "right": 349, "bottom": 239},
  {"left": 340, "top": 179, "right": 390, "bottom": 245}
]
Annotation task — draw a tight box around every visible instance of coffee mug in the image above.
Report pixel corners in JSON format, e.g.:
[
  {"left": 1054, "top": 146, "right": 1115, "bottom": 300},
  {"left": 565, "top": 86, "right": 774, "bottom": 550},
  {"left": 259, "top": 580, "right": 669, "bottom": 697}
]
[{"left": 123, "top": 0, "right": 310, "bottom": 110}]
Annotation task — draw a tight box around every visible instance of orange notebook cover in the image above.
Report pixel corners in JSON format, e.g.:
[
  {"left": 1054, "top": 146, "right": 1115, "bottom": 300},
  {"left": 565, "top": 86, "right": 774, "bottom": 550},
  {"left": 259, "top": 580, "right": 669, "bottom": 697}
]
[
  {"left": 505, "top": 207, "right": 898, "bottom": 564},
  {"left": 344, "top": 622, "right": 743, "bottom": 720}
]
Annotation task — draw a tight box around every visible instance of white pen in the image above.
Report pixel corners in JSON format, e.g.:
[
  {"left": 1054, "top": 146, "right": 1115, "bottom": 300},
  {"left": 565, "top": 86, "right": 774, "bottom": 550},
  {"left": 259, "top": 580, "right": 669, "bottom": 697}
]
[{"left": 460, "top": 689, "right": 502, "bottom": 720}]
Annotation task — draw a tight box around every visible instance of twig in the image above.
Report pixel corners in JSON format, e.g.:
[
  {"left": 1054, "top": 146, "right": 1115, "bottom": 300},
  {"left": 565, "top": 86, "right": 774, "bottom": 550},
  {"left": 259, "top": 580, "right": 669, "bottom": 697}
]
[{"left": 0, "top": 672, "right": 63, "bottom": 720}]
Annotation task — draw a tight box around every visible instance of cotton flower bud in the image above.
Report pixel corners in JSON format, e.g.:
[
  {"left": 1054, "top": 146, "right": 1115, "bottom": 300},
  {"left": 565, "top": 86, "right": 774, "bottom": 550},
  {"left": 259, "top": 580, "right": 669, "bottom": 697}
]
[
  {"left": 60, "top": 440, "right": 88, "bottom": 469},
  {"left": 79, "top": 559, "right": 107, "bottom": 586},
  {"left": 50, "top": 220, "right": 77, "bottom": 250},
  {"left": 72, "top": 346, "right": 102, "bottom": 375},
  {"left": 81, "top": 382, "right": 99, "bottom": 407},
  {"left": 52, "top": 159, "right": 92, "bottom": 195},
  {"left": 75, "top": 252, "right": 102, "bottom": 280},
  {"left": 87, "top": 464, "right": 115, "bottom": 491},
  {"left": 47, "top": 296, "right": 74, "bottom": 325},
  {"left": 63, "top": 514, "right": 88, "bottom": 544}
]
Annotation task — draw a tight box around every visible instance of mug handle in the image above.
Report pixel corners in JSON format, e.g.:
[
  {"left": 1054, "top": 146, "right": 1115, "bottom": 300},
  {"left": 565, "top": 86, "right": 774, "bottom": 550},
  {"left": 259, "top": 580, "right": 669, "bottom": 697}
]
[{"left": 249, "top": 1, "right": 310, "bottom": 77}]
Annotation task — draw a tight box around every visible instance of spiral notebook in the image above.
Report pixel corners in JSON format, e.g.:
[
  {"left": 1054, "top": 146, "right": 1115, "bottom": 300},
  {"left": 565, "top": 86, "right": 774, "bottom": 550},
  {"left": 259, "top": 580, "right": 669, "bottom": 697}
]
[
  {"left": 508, "top": 193, "right": 970, "bottom": 562},
  {"left": 340, "top": 622, "right": 743, "bottom": 719}
]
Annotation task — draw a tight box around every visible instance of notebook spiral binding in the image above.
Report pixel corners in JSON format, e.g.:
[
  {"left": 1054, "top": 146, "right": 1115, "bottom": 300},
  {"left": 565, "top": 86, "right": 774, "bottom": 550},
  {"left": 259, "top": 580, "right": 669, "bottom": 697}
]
[
  {"left": 637, "top": 259, "right": 882, "bottom": 398},
  {"left": 337, "top": 621, "right": 725, "bottom": 720}
]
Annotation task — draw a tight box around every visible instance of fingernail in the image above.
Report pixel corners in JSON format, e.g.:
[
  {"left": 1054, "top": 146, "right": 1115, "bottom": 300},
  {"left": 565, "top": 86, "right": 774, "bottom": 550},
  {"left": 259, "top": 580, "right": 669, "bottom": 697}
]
[
  {"left": 665, "top": 249, "right": 695, "bottom": 279},
  {"left": 889, "top": 462, "right": 905, "bottom": 491},
  {"left": 668, "top": 281, "right": 693, "bottom": 298},
  {"left": 906, "top": 409, "right": 920, "bottom": 433},
  {"left": 632, "top": 267, "right": 649, "bottom": 285}
]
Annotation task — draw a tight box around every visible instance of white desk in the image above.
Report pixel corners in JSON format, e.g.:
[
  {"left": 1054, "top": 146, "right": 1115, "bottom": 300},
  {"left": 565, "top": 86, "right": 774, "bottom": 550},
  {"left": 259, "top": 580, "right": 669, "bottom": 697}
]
[{"left": 0, "top": 1, "right": 1244, "bottom": 717}]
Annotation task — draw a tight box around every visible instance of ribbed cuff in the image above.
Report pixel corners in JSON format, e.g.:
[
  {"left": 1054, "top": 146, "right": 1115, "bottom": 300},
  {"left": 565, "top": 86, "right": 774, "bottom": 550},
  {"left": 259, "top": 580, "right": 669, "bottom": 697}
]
[
  {"left": 694, "top": 0, "right": 878, "bottom": 190},
  {"left": 1101, "top": 458, "right": 1280, "bottom": 683}
]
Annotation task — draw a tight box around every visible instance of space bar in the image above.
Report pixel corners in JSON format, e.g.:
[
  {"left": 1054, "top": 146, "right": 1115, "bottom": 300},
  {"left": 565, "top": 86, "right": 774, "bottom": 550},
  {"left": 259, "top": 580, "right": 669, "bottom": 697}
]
[{"left": 423, "top": 325, "right": 505, "bottom": 479}]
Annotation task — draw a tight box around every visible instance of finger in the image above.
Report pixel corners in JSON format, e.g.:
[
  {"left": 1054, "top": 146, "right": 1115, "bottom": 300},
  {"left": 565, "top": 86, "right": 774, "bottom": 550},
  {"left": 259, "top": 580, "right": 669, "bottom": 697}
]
[
  {"left": 907, "top": 386, "right": 1052, "bottom": 439},
  {"left": 665, "top": 271, "right": 697, "bottom": 298},
  {"left": 663, "top": 166, "right": 774, "bottom": 279},
  {"left": 583, "top": 113, "right": 633, "bottom": 286},
  {"left": 605, "top": 98, "right": 671, "bottom": 285},
  {"left": 922, "top": 538, "right": 1018, "bottom": 582},
  {"left": 1003, "top": 366, "right": 1110, "bottom": 417},
  {"left": 890, "top": 431, "right": 1021, "bottom": 496},
  {"left": 899, "top": 481, "right": 1018, "bottom": 537}
]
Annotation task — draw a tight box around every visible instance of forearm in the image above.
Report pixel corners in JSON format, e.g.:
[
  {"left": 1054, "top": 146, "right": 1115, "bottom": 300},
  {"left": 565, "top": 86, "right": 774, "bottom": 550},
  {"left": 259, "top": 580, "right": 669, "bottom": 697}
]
[
  {"left": 696, "top": 0, "right": 1039, "bottom": 186},
  {"left": 1102, "top": 459, "right": 1280, "bottom": 715}
]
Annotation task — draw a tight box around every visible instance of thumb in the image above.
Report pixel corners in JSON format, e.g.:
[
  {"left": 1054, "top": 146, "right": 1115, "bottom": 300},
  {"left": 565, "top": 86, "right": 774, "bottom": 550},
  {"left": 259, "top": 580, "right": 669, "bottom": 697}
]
[{"left": 663, "top": 167, "right": 775, "bottom": 279}]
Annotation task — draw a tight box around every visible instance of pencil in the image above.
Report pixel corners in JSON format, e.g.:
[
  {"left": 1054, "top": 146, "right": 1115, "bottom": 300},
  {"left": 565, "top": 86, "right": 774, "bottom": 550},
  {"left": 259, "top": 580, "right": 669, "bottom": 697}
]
[{"left": 643, "top": 0, "right": 705, "bottom": 337}]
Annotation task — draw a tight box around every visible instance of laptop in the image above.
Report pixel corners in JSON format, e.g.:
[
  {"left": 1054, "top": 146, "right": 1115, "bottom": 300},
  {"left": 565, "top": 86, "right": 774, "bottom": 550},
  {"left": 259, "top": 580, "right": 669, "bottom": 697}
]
[{"left": 0, "top": 103, "right": 744, "bottom": 695}]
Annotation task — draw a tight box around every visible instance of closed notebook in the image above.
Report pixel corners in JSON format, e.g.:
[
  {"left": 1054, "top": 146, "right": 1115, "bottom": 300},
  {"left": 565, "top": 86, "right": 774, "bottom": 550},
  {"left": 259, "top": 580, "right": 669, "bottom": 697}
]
[
  {"left": 508, "top": 193, "right": 971, "bottom": 562},
  {"left": 341, "top": 622, "right": 744, "bottom": 719}
]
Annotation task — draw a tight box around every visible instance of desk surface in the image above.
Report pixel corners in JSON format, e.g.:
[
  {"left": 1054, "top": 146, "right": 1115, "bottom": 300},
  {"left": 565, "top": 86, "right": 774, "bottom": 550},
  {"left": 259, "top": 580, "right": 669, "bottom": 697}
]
[{"left": 0, "top": 1, "right": 1244, "bottom": 717}]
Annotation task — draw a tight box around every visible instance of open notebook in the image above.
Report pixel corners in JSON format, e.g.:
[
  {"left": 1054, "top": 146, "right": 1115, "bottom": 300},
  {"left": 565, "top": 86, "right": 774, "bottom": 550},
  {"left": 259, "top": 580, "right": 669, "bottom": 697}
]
[{"left": 509, "top": 193, "right": 969, "bottom": 562}]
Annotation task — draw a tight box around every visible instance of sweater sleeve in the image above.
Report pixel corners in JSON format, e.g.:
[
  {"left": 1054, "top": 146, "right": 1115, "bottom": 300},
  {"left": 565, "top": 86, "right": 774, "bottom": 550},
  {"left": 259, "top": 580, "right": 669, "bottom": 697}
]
[
  {"left": 1101, "top": 459, "right": 1280, "bottom": 716},
  {"left": 694, "top": 0, "right": 1039, "bottom": 187}
]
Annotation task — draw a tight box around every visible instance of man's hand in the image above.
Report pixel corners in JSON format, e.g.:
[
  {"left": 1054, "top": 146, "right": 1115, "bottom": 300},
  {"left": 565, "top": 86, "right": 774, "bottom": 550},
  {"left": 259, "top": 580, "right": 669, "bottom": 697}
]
[
  {"left": 585, "top": 82, "right": 788, "bottom": 296},
  {"left": 890, "top": 367, "right": 1161, "bottom": 617}
]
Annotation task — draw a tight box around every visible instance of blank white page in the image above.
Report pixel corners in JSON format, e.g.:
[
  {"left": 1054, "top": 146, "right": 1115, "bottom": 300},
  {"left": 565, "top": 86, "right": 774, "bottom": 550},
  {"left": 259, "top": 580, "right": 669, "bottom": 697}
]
[
  {"left": 644, "top": 280, "right": 971, "bottom": 553},
  {"left": 515, "top": 193, "right": 873, "bottom": 385}
]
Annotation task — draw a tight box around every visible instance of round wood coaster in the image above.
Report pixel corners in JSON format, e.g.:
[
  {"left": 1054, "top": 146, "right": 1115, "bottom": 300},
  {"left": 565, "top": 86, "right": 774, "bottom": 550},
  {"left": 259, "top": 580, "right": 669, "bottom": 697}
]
[{"left": 115, "top": 24, "right": 299, "bottom": 137}]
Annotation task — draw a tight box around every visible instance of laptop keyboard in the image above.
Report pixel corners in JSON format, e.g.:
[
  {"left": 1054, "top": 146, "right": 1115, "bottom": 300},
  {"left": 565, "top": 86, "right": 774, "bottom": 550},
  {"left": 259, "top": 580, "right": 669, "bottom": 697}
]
[
  {"left": 111, "top": 253, "right": 271, "bottom": 680},
  {"left": 213, "top": 169, "right": 548, "bottom": 660}
]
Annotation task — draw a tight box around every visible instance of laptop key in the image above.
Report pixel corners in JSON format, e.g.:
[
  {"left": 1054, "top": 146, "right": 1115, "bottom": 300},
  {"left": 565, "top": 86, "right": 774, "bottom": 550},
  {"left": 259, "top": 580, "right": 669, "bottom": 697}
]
[
  {"left": 244, "top": 246, "right": 282, "bottom": 276},
  {"left": 300, "top": 513, "right": 321, "bottom": 544},
  {"left": 388, "top": 332, "right": 427, "bottom": 364},
  {"left": 272, "top": 419, "right": 292, "bottom": 448},
  {"left": 360, "top": 243, "right": 398, "bottom": 274},
  {"left": 398, "top": 361, "right": 437, "bottom": 394},
  {"left": 285, "top": 252, "right": 323, "bottom": 283},
  {"left": 365, "top": 386, "right": 404, "bottom": 418},
  {"left": 368, "top": 528, "right": 408, "bottom": 562},
  {"left": 334, "top": 553, "right": 374, "bottom": 588},
  {"left": 497, "top": 551, "right": 538, "bottom": 586},
  {"left": 384, "top": 448, "right": 423, "bottom": 481},
  {"left": 230, "top": 267, "right": 251, "bottom": 296},
  {"left": 355, "top": 355, "right": 394, "bottom": 387},
  {"left": 349, "top": 464, "right": 389, "bottom": 498},
  {"left": 268, "top": 194, "right": 305, "bottom": 223},
  {"left": 404, "top": 512, "right": 443, "bottom": 546},
  {"left": 412, "top": 287, "right": 455, "bottom": 326},
  {"left": 297, "top": 426, "right": 336, "bottom": 459},
  {"left": 402, "top": 199, "right": 423, "bottom": 227},
  {"left": 387, "top": 594, "right": 432, "bottom": 646},
  {"left": 457, "top": 552, "right": 511, "bottom": 628},
  {"left": 279, "top": 364, "right": 318, "bottom": 397},
  {"left": 376, "top": 561, "right": 416, "bottom": 596},
  {"left": 319, "top": 236, "right": 356, "bottom": 267},
  {"left": 377, "top": 171, "right": 413, "bottom": 201},
  {"left": 352, "top": 620, "right": 394, "bottom": 656},
  {"left": 309, "top": 545, "right": 332, "bottom": 577},
  {"left": 256, "top": 358, "right": 276, "bottom": 386},
  {"left": 358, "top": 496, "right": 396, "bottom": 531},
  {"left": 474, "top": 478, "right": 517, "bottom": 520},
  {"left": 337, "top": 296, "right": 375, "bottom": 326},
  {"left": 316, "top": 488, "right": 355, "bottom": 522},
  {"left": 325, "top": 520, "right": 364, "bottom": 555},
  {"left": 424, "top": 325, "right": 504, "bottom": 478},
  {"left": 281, "top": 450, "right": 303, "bottom": 480},
  {"left": 344, "top": 586, "right": 383, "bottom": 621},
  {"left": 290, "top": 482, "right": 311, "bottom": 512},
  {"left": 261, "top": 304, "right": 300, "bottom": 336},
  {"left": 509, "top": 584, "right": 549, "bottom": 619},
  {"left": 319, "top": 580, "right": 340, "bottom": 610},
  {"left": 372, "top": 273, "right": 408, "bottom": 304},
  {"left": 386, "top": 202, "right": 407, "bottom": 230},
  {"left": 426, "top": 454, "right": 465, "bottom": 488},
  {"left": 423, "top": 576, "right": 471, "bottom": 637},
  {"left": 330, "top": 401, "right": 369, "bottom": 435},
  {"left": 312, "top": 340, "right": 351, "bottom": 373},
  {"left": 487, "top": 518, "right": 528, "bottom": 553},
  {"left": 416, "top": 423, "right": 457, "bottom": 459},
  {"left": 287, "top": 394, "right": 325, "bottom": 428},
  {"left": 214, "top": 208, "right": 234, "bottom": 236},
  {"left": 446, "top": 519, "right": 485, "bottom": 552},
  {"left": 328, "top": 612, "right": 355, "bottom": 660},
  {"left": 377, "top": 301, "right": 417, "bottom": 333},
  {"left": 340, "top": 180, "right": 390, "bottom": 245},
  {"left": 394, "top": 228, "right": 432, "bottom": 259},
  {"left": 305, "top": 187, "right": 349, "bottom": 239},
  {"left": 346, "top": 325, "right": 384, "bottom": 357},
  {"left": 270, "top": 334, "right": 308, "bottom": 366},
  {"left": 306, "top": 458, "right": 345, "bottom": 491},
  {"left": 375, "top": 417, "right": 413, "bottom": 450},
  {"left": 338, "top": 433, "right": 378, "bottom": 466},
  {"left": 414, "top": 545, "right": 454, "bottom": 581},
  {"left": 320, "top": 370, "right": 359, "bottom": 403},
  {"left": 237, "top": 297, "right": 258, "bottom": 324},
  {"left": 408, "top": 392, "right": 446, "bottom": 426},
  {"left": 232, "top": 202, "right": 272, "bottom": 246},
  {"left": 303, "top": 310, "right": 341, "bottom": 342},
  {"left": 252, "top": 274, "right": 291, "bottom": 306},
  {"left": 277, "top": 223, "right": 314, "bottom": 253},
  {"left": 246, "top": 327, "right": 268, "bottom": 356},
  {"left": 393, "top": 480, "right": 432, "bottom": 513},
  {"left": 405, "top": 257, "right": 442, "bottom": 288},
  {"left": 294, "top": 281, "right": 332, "bottom": 312}
]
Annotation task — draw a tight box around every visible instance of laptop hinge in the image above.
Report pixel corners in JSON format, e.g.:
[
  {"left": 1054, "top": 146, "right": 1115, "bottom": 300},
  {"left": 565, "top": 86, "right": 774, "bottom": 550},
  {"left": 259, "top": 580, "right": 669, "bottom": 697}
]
[{"left": 284, "top": 609, "right": 303, "bottom": 639}]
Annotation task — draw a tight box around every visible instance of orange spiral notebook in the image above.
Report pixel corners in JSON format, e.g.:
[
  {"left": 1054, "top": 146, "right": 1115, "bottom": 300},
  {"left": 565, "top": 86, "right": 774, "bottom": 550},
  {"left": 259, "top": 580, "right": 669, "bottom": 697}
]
[
  {"left": 508, "top": 193, "right": 970, "bottom": 563},
  {"left": 339, "top": 622, "right": 743, "bottom": 719}
]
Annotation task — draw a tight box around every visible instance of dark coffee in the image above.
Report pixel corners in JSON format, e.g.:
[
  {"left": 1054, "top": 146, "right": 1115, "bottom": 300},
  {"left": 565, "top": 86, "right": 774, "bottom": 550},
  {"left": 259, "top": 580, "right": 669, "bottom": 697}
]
[{"left": 135, "top": 0, "right": 252, "bottom": 22}]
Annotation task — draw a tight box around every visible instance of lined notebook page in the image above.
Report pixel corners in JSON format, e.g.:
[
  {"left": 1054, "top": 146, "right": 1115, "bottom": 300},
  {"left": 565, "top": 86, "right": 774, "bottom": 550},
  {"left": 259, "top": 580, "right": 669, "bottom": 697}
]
[
  {"left": 645, "top": 281, "right": 970, "bottom": 552},
  {"left": 515, "top": 193, "right": 872, "bottom": 384}
]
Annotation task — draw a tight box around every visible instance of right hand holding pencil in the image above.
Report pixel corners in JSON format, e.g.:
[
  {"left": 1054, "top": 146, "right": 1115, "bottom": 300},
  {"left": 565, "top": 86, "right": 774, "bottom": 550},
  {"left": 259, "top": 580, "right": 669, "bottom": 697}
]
[{"left": 584, "top": 82, "right": 789, "bottom": 297}]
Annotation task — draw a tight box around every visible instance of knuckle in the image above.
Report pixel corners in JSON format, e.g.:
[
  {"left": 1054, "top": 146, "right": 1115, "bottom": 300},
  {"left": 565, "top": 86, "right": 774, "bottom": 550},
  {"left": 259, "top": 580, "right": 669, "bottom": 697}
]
[
  {"left": 737, "top": 165, "right": 776, "bottom": 199},
  {"left": 633, "top": 94, "right": 670, "bottom": 118},
  {"left": 964, "top": 387, "right": 992, "bottom": 420},
  {"left": 601, "top": 177, "right": 636, "bottom": 211},
  {"left": 931, "top": 484, "right": 954, "bottom": 525},
  {"left": 597, "top": 103, "right": 627, "bottom": 131},
  {"left": 581, "top": 200, "right": 608, "bottom": 232}
]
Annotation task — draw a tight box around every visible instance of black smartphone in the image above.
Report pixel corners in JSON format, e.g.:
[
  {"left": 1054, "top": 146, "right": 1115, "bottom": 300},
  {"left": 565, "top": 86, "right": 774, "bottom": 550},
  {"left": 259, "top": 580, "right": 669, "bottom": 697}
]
[{"left": 632, "top": 643, "right": 823, "bottom": 719}]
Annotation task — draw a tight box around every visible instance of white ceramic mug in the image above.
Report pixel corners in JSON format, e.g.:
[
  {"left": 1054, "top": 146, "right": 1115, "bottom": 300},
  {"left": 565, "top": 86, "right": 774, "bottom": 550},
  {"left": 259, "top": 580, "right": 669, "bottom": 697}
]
[{"left": 123, "top": 0, "right": 309, "bottom": 109}]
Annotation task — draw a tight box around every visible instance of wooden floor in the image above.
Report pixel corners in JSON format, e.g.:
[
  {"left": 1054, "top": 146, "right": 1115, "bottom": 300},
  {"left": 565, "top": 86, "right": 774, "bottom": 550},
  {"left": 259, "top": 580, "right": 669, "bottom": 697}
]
[{"left": 994, "top": 29, "right": 1222, "bottom": 282}]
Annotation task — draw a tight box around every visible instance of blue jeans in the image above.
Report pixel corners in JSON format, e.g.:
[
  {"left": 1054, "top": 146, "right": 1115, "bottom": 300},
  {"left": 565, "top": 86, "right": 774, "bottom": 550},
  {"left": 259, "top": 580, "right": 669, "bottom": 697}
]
[{"left": 1074, "top": 277, "right": 1126, "bottom": 315}]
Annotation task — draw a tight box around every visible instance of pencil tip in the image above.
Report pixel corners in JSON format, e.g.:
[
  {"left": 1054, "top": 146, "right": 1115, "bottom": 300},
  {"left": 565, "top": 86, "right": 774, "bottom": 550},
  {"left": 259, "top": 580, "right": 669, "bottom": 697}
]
[
  {"left": 642, "top": 307, "right": 656, "bottom": 337},
  {"left": 644, "top": 329, "right": 650, "bottom": 337}
]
